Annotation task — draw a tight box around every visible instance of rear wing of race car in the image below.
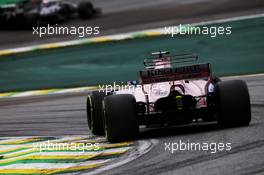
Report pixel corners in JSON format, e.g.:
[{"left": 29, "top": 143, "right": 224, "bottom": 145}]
[
  {"left": 144, "top": 52, "right": 198, "bottom": 68},
  {"left": 140, "top": 63, "right": 211, "bottom": 84}
]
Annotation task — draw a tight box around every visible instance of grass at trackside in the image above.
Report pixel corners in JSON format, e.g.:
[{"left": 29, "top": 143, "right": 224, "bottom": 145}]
[
  {"left": 0, "top": 17, "right": 264, "bottom": 92},
  {"left": 0, "top": 0, "right": 24, "bottom": 6}
]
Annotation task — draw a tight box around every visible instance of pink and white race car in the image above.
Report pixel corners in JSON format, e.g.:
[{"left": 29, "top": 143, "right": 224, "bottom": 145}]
[{"left": 86, "top": 51, "right": 251, "bottom": 142}]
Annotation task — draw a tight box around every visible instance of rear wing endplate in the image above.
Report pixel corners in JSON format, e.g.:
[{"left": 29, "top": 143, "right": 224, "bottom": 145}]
[{"left": 144, "top": 53, "right": 198, "bottom": 68}]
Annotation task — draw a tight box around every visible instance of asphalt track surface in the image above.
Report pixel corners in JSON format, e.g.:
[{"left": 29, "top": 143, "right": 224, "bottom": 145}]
[
  {"left": 0, "top": 75, "right": 263, "bottom": 175},
  {"left": 0, "top": 0, "right": 264, "bottom": 49}
]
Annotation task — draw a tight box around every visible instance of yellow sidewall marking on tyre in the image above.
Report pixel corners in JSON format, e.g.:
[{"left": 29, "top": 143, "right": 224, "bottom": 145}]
[{"left": 87, "top": 95, "right": 94, "bottom": 131}]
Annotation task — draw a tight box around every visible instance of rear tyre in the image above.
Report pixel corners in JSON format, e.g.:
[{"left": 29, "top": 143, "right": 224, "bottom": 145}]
[
  {"left": 78, "top": 1, "right": 94, "bottom": 19},
  {"left": 24, "top": 13, "right": 39, "bottom": 28},
  {"left": 86, "top": 91, "right": 106, "bottom": 135},
  {"left": 104, "top": 94, "right": 139, "bottom": 142},
  {"left": 215, "top": 80, "right": 251, "bottom": 127}
]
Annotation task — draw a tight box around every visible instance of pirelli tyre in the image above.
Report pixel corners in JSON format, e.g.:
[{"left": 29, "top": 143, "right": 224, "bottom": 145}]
[
  {"left": 215, "top": 80, "right": 251, "bottom": 127},
  {"left": 24, "top": 13, "right": 40, "bottom": 28},
  {"left": 103, "top": 94, "right": 139, "bottom": 142},
  {"left": 78, "top": 1, "right": 94, "bottom": 19},
  {"left": 86, "top": 91, "right": 106, "bottom": 135}
]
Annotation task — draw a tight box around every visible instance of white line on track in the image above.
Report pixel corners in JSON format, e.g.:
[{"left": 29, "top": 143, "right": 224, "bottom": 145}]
[
  {"left": 222, "top": 73, "right": 264, "bottom": 79},
  {"left": 83, "top": 139, "right": 158, "bottom": 175},
  {"left": 189, "top": 13, "right": 264, "bottom": 27}
]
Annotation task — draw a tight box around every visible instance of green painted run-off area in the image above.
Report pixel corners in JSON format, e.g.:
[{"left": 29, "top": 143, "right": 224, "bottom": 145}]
[
  {"left": 0, "top": 0, "right": 25, "bottom": 6},
  {"left": 0, "top": 17, "right": 264, "bottom": 92}
]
